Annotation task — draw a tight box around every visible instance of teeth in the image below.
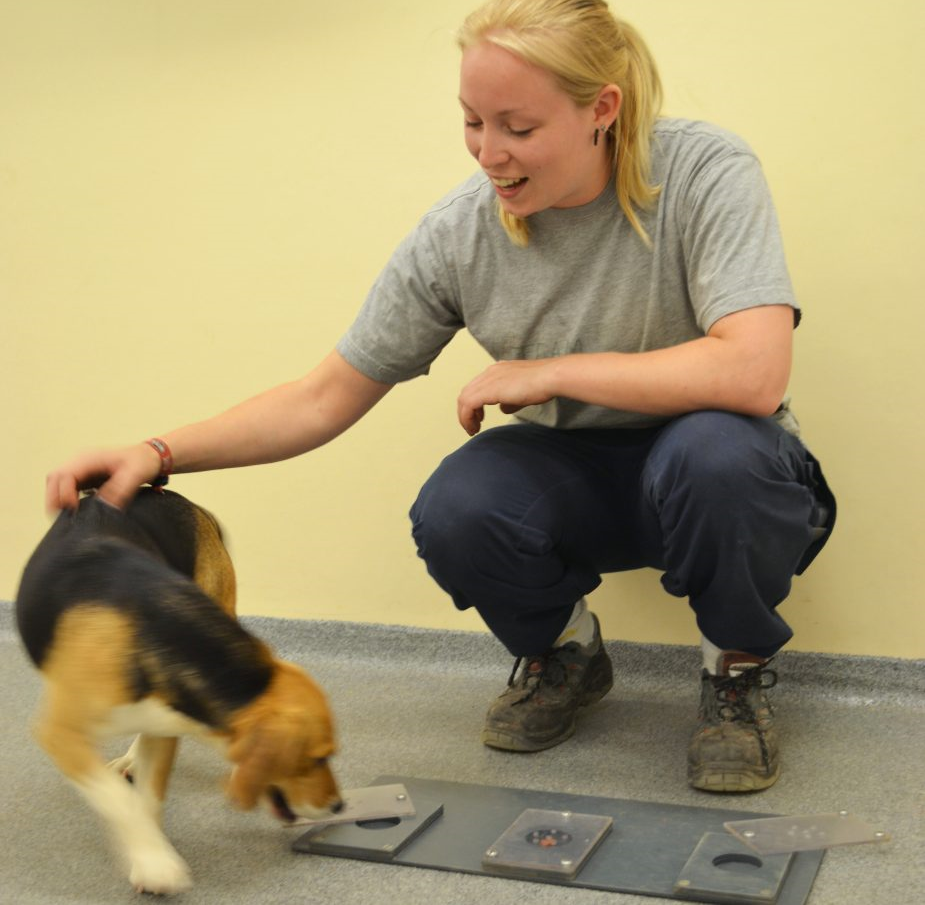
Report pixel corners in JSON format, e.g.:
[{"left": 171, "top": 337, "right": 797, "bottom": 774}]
[{"left": 492, "top": 177, "right": 523, "bottom": 188}]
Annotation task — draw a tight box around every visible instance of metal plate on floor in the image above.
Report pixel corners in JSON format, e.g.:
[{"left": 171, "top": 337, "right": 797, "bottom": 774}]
[
  {"left": 291, "top": 790, "right": 444, "bottom": 861},
  {"left": 674, "top": 832, "right": 794, "bottom": 904},
  {"left": 292, "top": 775, "right": 825, "bottom": 905},
  {"left": 724, "top": 812, "right": 891, "bottom": 854},
  {"left": 483, "top": 809, "right": 612, "bottom": 880},
  {"left": 289, "top": 783, "right": 417, "bottom": 829}
]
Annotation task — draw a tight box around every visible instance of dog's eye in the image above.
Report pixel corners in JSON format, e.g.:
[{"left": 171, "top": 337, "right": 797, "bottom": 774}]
[{"left": 314, "top": 757, "right": 328, "bottom": 768}]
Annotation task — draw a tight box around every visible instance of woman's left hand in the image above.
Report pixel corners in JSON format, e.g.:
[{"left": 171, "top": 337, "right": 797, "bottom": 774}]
[{"left": 457, "top": 359, "right": 555, "bottom": 435}]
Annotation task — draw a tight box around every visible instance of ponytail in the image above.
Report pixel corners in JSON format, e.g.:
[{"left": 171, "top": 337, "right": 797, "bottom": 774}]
[{"left": 610, "top": 17, "right": 662, "bottom": 247}]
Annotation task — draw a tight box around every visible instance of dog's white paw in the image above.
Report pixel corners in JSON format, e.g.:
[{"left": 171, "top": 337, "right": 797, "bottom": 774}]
[{"left": 129, "top": 848, "right": 192, "bottom": 896}]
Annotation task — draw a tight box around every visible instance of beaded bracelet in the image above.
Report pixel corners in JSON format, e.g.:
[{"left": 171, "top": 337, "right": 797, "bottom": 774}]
[{"left": 144, "top": 437, "right": 173, "bottom": 490}]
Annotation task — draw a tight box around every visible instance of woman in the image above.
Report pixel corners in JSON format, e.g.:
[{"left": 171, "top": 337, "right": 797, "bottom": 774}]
[{"left": 46, "top": 0, "right": 835, "bottom": 792}]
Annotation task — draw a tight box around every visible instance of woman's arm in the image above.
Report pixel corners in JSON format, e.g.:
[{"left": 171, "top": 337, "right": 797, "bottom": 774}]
[
  {"left": 456, "top": 304, "right": 793, "bottom": 435},
  {"left": 46, "top": 350, "right": 393, "bottom": 510}
]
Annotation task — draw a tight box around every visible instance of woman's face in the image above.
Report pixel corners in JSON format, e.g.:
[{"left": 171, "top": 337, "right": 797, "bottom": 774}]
[{"left": 459, "top": 40, "right": 616, "bottom": 218}]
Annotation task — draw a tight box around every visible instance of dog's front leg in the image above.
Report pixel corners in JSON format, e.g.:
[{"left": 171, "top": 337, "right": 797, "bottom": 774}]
[
  {"left": 127, "top": 735, "right": 180, "bottom": 824},
  {"left": 79, "top": 765, "right": 192, "bottom": 894},
  {"left": 109, "top": 735, "right": 179, "bottom": 823},
  {"left": 38, "top": 719, "right": 191, "bottom": 894}
]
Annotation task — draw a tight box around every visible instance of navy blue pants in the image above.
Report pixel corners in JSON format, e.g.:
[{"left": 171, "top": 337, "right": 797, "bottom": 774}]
[{"left": 410, "top": 412, "right": 835, "bottom": 658}]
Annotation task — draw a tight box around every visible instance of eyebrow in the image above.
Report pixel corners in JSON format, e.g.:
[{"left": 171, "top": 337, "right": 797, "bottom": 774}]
[{"left": 459, "top": 97, "right": 527, "bottom": 117}]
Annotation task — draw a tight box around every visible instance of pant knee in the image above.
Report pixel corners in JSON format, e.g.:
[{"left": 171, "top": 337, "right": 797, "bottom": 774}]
[
  {"left": 643, "top": 412, "right": 781, "bottom": 514},
  {"left": 410, "top": 442, "right": 520, "bottom": 570}
]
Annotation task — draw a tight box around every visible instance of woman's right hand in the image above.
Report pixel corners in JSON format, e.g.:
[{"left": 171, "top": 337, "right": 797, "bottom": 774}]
[{"left": 45, "top": 442, "right": 163, "bottom": 512}]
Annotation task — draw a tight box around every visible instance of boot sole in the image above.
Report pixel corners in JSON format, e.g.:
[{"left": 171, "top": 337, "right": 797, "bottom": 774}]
[
  {"left": 688, "top": 762, "right": 781, "bottom": 792},
  {"left": 480, "top": 724, "right": 577, "bottom": 752}
]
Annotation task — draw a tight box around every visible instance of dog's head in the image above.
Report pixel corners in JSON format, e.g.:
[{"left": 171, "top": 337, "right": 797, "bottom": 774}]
[{"left": 226, "top": 661, "right": 342, "bottom": 822}]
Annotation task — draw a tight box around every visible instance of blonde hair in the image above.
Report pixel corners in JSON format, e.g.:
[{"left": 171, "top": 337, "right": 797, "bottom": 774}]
[{"left": 457, "top": 0, "right": 662, "bottom": 247}]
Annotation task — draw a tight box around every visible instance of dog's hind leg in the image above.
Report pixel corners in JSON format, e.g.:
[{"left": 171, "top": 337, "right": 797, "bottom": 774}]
[
  {"left": 36, "top": 608, "right": 192, "bottom": 894},
  {"left": 37, "top": 696, "right": 192, "bottom": 894},
  {"left": 191, "top": 507, "right": 237, "bottom": 618}
]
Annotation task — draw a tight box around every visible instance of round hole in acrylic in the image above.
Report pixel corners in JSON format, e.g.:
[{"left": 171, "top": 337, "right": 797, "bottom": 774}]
[{"left": 712, "top": 852, "right": 764, "bottom": 873}]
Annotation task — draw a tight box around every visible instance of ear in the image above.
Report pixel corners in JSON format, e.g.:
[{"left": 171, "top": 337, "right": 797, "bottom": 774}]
[
  {"left": 227, "top": 733, "right": 267, "bottom": 810},
  {"left": 593, "top": 84, "right": 622, "bottom": 129},
  {"left": 300, "top": 712, "right": 335, "bottom": 760},
  {"left": 227, "top": 763, "right": 261, "bottom": 811},
  {"left": 226, "top": 718, "right": 305, "bottom": 810}
]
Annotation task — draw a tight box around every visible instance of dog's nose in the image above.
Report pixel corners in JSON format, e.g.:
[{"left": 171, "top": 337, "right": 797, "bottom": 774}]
[{"left": 330, "top": 799, "right": 344, "bottom": 814}]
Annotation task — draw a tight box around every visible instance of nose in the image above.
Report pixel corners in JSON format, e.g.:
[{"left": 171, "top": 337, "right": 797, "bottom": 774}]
[
  {"left": 476, "top": 126, "right": 510, "bottom": 170},
  {"left": 330, "top": 798, "right": 344, "bottom": 814}
]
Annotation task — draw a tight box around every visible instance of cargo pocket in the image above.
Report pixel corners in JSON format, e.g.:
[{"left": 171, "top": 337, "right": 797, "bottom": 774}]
[{"left": 793, "top": 446, "right": 837, "bottom": 575}]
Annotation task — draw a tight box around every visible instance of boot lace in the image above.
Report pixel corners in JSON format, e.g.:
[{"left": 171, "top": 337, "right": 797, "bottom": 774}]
[
  {"left": 707, "top": 662, "right": 778, "bottom": 724},
  {"left": 507, "top": 652, "right": 569, "bottom": 704}
]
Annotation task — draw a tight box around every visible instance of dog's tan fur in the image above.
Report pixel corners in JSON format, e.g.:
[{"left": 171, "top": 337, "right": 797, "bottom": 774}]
[{"left": 16, "top": 490, "right": 341, "bottom": 894}]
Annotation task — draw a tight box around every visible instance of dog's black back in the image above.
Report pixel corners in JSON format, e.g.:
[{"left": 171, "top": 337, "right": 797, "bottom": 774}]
[{"left": 16, "top": 488, "right": 273, "bottom": 727}]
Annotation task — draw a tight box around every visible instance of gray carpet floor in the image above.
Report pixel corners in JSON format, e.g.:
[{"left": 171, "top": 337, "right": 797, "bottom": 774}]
[{"left": 1, "top": 601, "right": 922, "bottom": 905}]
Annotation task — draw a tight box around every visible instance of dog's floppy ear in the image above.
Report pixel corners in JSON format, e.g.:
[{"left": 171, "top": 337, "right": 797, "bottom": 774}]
[{"left": 226, "top": 716, "right": 304, "bottom": 810}]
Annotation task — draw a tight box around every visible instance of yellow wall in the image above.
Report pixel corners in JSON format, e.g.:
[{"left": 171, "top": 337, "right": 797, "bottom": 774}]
[{"left": 3, "top": 1, "right": 923, "bottom": 658}]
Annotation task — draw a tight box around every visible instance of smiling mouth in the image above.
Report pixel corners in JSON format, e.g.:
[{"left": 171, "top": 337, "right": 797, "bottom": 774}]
[{"left": 491, "top": 176, "right": 527, "bottom": 189}]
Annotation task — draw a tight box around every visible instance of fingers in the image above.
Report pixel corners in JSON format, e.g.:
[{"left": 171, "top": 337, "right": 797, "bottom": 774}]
[
  {"left": 45, "top": 470, "right": 81, "bottom": 513},
  {"left": 94, "top": 472, "right": 143, "bottom": 511},
  {"left": 458, "top": 403, "right": 485, "bottom": 436},
  {"left": 44, "top": 444, "right": 162, "bottom": 513},
  {"left": 95, "top": 445, "right": 162, "bottom": 509},
  {"left": 456, "top": 375, "right": 485, "bottom": 435},
  {"left": 456, "top": 378, "right": 483, "bottom": 434},
  {"left": 458, "top": 367, "right": 499, "bottom": 434},
  {"left": 457, "top": 360, "right": 551, "bottom": 434}
]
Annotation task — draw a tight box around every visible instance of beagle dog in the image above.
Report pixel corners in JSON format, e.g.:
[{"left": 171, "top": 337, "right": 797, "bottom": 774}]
[{"left": 16, "top": 488, "right": 342, "bottom": 894}]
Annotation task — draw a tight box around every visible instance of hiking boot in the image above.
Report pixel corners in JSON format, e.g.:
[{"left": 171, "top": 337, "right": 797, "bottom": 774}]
[
  {"left": 688, "top": 651, "right": 780, "bottom": 792},
  {"left": 481, "top": 615, "right": 613, "bottom": 752}
]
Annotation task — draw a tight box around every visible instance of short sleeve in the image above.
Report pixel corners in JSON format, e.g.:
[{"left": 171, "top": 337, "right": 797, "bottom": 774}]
[
  {"left": 681, "top": 151, "right": 799, "bottom": 332},
  {"left": 336, "top": 224, "right": 464, "bottom": 384}
]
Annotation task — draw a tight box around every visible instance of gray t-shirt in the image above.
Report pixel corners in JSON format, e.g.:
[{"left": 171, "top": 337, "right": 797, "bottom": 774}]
[{"left": 337, "top": 117, "right": 798, "bottom": 430}]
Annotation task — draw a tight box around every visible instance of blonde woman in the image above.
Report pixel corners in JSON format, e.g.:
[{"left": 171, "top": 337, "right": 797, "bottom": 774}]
[{"left": 47, "top": 0, "right": 834, "bottom": 792}]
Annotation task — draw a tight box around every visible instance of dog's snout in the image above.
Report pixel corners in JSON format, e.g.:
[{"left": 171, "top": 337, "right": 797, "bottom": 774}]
[{"left": 330, "top": 798, "right": 344, "bottom": 814}]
